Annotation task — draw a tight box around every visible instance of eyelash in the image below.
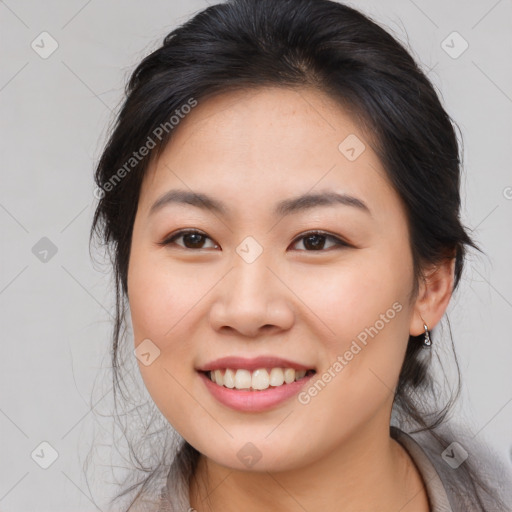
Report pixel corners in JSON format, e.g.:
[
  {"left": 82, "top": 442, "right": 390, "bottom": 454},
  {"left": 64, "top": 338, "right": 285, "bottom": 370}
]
[{"left": 158, "top": 229, "right": 351, "bottom": 252}]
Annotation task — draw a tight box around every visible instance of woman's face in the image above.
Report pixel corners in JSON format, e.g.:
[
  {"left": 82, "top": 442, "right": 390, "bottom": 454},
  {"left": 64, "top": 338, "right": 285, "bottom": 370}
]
[{"left": 127, "top": 86, "right": 420, "bottom": 471}]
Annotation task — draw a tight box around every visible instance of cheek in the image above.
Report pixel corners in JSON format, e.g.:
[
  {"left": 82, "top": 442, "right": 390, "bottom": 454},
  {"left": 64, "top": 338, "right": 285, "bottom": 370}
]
[
  {"left": 127, "top": 247, "right": 206, "bottom": 426},
  {"left": 127, "top": 246, "right": 204, "bottom": 343},
  {"left": 301, "top": 249, "right": 412, "bottom": 346},
  {"left": 302, "top": 249, "right": 413, "bottom": 403}
]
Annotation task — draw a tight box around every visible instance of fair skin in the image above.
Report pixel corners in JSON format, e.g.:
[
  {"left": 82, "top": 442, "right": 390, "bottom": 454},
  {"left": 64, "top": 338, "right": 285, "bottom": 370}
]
[{"left": 127, "top": 86, "right": 455, "bottom": 511}]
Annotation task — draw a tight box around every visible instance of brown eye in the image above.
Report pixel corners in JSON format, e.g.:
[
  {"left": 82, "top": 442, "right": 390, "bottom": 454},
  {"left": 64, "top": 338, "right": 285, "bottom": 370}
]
[
  {"left": 291, "top": 231, "right": 349, "bottom": 251},
  {"left": 159, "top": 230, "right": 219, "bottom": 250}
]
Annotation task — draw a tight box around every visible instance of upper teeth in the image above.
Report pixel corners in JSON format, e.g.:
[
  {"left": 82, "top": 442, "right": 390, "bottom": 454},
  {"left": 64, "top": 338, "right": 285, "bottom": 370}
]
[{"left": 209, "top": 368, "right": 309, "bottom": 390}]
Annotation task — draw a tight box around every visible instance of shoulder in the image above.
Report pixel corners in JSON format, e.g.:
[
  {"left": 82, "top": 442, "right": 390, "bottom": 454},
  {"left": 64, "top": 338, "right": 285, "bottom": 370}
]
[{"left": 392, "top": 423, "right": 512, "bottom": 512}]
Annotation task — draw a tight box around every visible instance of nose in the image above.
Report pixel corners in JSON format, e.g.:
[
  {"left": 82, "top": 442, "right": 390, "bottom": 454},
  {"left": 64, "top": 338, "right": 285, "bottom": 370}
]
[{"left": 208, "top": 254, "right": 295, "bottom": 338}]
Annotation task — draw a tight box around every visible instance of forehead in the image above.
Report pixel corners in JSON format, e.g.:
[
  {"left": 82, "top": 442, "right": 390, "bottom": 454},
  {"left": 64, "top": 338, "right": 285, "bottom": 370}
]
[
  {"left": 139, "top": 86, "right": 401, "bottom": 221},
  {"left": 153, "top": 86, "right": 369, "bottom": 164}
]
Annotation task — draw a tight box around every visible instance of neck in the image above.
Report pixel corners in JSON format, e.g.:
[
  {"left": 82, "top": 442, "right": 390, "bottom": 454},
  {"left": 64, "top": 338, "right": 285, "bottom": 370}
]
[{"left": 189, "top": 419, "right": 429, "bottom": 512}]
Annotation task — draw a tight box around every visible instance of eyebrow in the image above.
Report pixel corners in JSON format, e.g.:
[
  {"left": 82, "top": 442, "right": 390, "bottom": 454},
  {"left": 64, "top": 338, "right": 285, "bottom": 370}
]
[{"left": 149, "top": 189, "right": 371, "bottom": 218}]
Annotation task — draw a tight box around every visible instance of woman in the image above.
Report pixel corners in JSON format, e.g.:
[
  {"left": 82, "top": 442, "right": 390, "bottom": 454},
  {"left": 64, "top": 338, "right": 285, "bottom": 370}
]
[{"left": 90, "top": 0, "right": 512, "bottom": 510}]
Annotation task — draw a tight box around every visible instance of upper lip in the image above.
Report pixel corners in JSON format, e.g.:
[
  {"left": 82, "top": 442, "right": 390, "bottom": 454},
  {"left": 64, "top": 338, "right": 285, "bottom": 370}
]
[{"left": 196, "top": 356, "right": 315, "bottom": 372}]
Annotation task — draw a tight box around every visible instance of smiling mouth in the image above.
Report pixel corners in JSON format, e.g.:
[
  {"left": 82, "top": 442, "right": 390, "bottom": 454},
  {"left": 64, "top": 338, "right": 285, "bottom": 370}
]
[{"left": 199, "top": 367, "right": 316, "bottom": 391}]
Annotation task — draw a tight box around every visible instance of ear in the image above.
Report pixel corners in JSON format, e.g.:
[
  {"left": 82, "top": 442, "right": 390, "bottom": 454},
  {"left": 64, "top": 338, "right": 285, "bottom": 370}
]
[{"left": 409, "top": 257, "right": 456, "bottom": 336}]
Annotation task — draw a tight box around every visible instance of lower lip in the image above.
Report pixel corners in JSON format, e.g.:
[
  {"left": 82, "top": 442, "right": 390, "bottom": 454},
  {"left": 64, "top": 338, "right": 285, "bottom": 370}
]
[{"left": 198, "top": 371, "right": 316, "bottom": 412}]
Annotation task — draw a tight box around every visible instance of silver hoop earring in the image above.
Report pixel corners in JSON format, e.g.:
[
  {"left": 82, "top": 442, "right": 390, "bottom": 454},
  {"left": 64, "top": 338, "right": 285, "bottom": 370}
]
[{"left": 423, "top": 323, "right": 432, "bottom": 347}]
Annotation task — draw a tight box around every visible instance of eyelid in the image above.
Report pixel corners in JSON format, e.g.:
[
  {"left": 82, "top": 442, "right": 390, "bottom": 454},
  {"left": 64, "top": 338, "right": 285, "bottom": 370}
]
[{"left": 158, "top": 228, "right": 351, "bottom": 250}]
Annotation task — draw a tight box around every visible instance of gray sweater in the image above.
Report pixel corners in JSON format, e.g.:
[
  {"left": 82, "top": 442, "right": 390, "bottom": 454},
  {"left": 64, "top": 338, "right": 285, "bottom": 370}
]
[{"left": 157, "top": 426, "right": 512, "bottom": 511}]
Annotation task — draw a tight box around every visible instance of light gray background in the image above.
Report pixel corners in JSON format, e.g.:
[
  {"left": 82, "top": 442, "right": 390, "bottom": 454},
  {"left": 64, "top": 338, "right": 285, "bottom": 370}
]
[{"left": 1, "top": 0, "right": 511, "bottom": 510}]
